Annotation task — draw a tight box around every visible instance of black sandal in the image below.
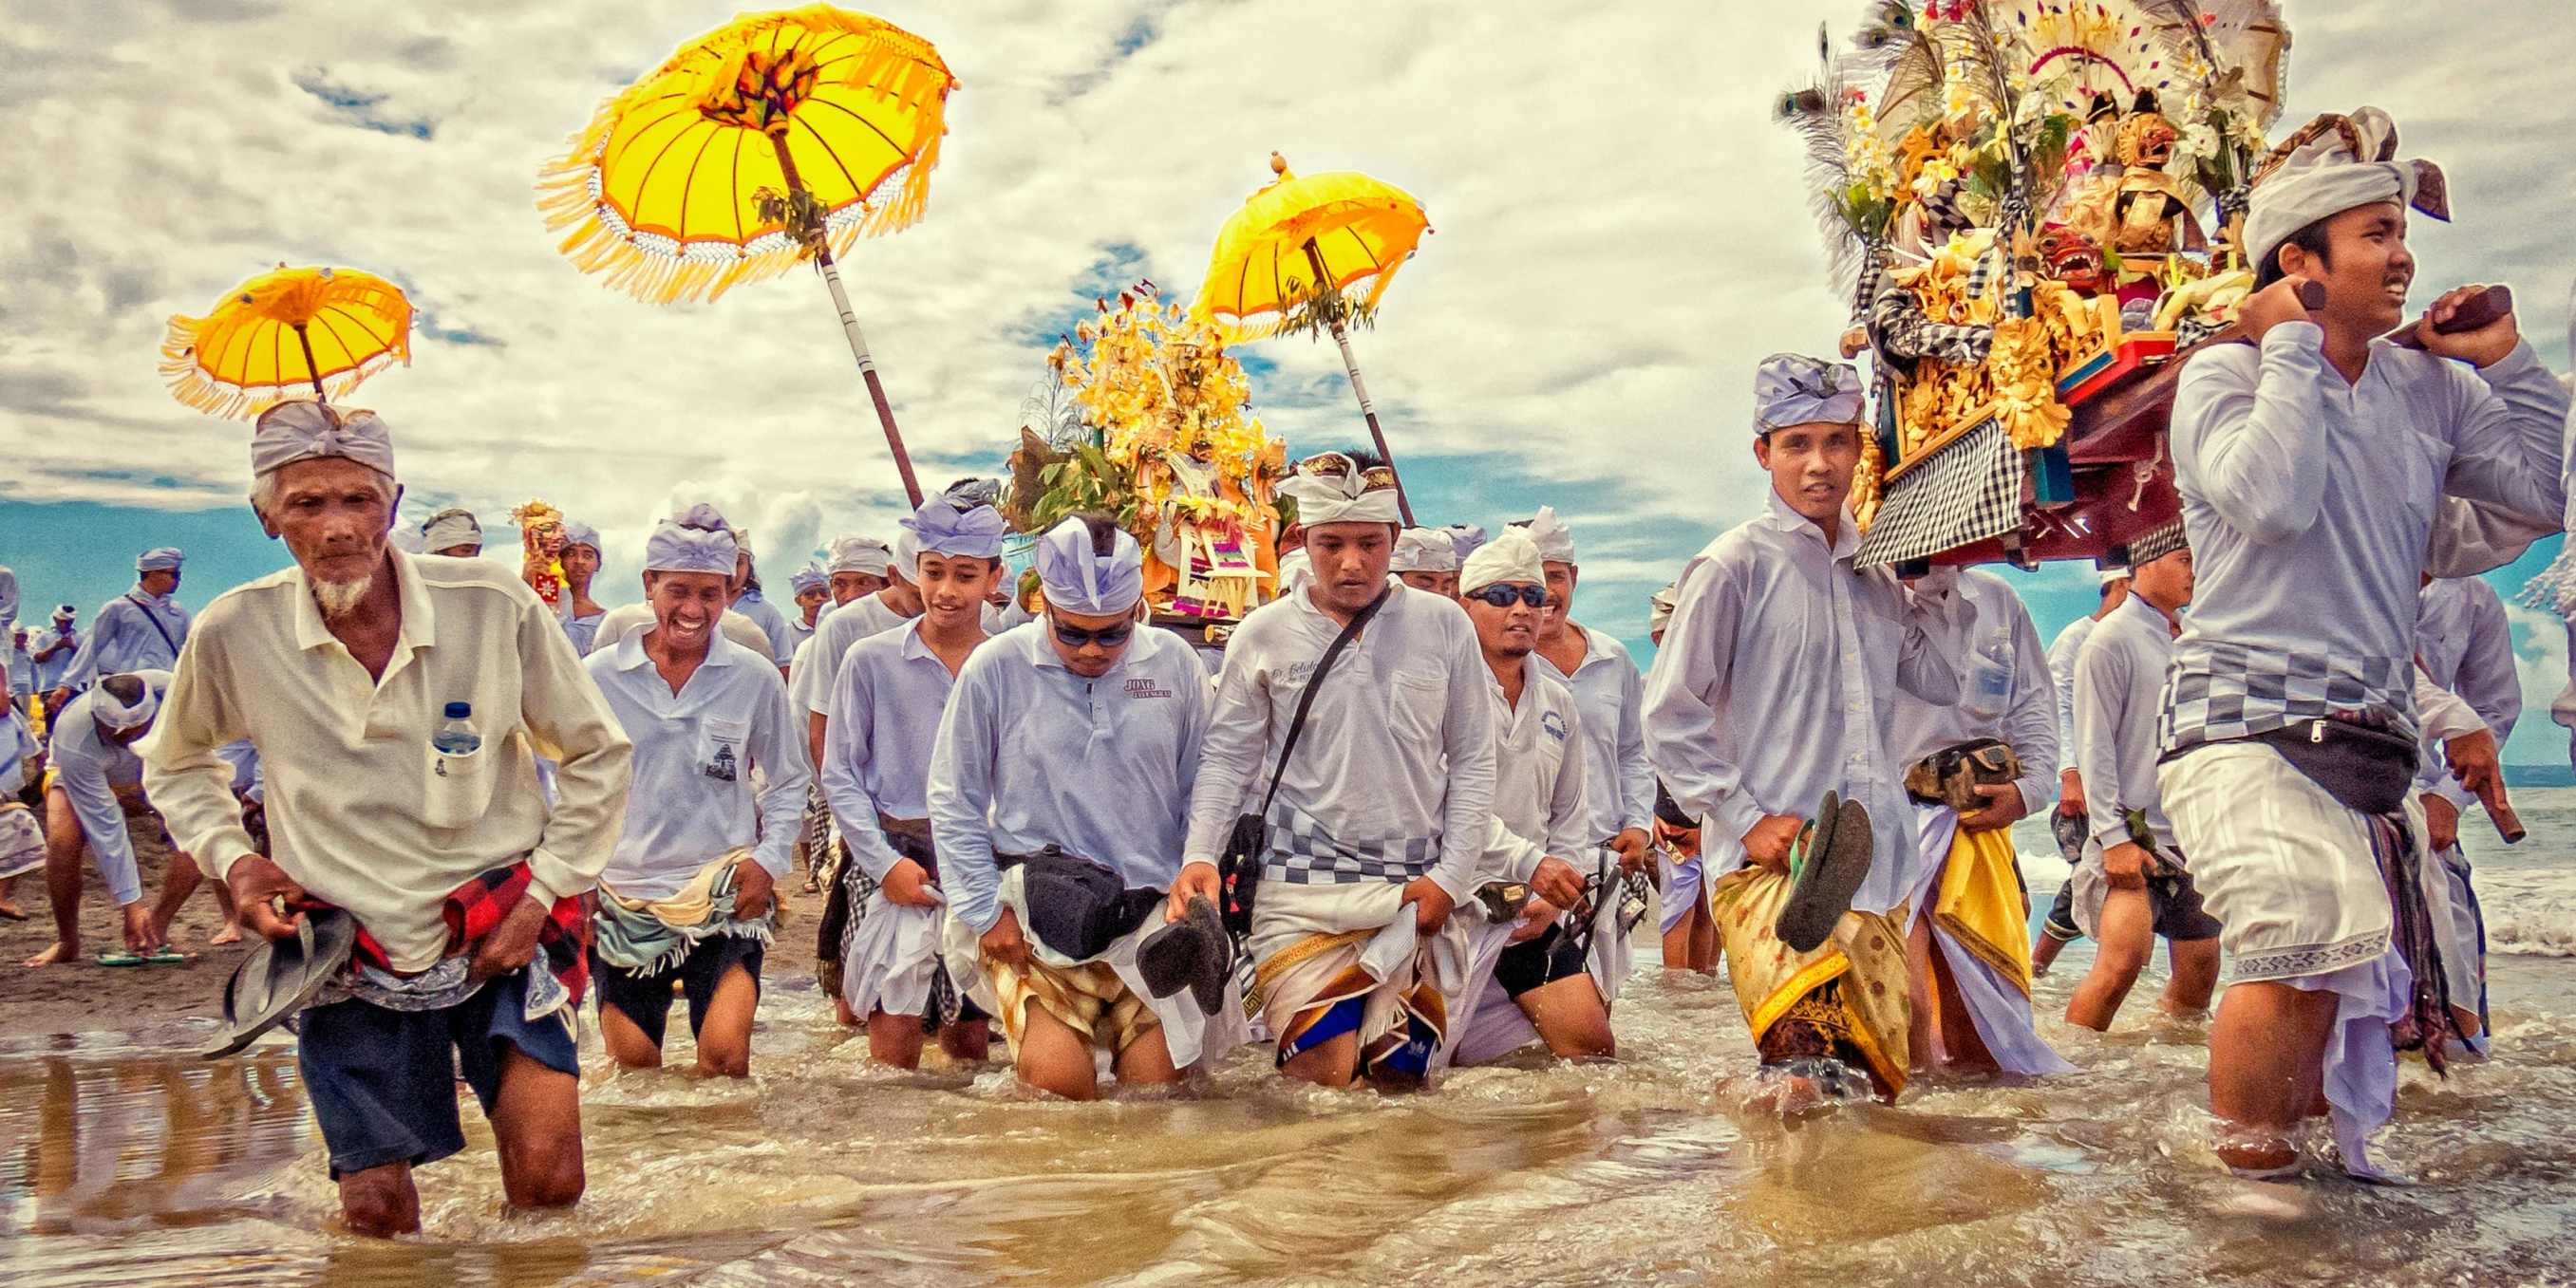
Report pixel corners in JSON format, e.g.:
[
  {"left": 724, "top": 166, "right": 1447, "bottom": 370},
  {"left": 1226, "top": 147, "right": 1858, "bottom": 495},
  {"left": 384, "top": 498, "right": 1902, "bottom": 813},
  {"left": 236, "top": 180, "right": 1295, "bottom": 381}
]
[{"left": 1774, "top": 790, "right": 1874, "bottom": 953}]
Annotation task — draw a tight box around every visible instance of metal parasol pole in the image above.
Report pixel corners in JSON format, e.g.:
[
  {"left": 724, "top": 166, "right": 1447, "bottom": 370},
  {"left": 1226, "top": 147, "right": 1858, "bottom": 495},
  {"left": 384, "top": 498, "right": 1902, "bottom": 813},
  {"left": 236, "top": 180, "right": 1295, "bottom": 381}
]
[
  {"left": 1301, "top": 239, "right": 1414, "bottom": 527},
  {"left": 291, "top": 323, "right": 326, "bottom": 400},
  {"left": 766, "top": 131, "right": 926, "bottom": 508}
]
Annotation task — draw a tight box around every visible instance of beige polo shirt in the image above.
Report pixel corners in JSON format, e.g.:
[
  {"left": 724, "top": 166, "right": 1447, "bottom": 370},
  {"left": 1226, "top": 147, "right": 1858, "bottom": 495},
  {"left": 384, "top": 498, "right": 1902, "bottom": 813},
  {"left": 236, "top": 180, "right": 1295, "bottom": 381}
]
[{"left": 141, "top": 551, "right": 632, "bottom": 971}]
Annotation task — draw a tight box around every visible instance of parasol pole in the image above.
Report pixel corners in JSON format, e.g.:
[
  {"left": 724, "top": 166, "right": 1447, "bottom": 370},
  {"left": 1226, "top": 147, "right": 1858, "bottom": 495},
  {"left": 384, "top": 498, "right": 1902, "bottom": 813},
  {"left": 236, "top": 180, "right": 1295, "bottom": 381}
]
[
  {"left": 291, "top": 323, "right": 326, "bottom": 401},
  {"left": 1300, "top": 239, "right": 1414, "bottom": 527},
  {"left": 765, "top": 130, "right": 926, "bottom": 508}
]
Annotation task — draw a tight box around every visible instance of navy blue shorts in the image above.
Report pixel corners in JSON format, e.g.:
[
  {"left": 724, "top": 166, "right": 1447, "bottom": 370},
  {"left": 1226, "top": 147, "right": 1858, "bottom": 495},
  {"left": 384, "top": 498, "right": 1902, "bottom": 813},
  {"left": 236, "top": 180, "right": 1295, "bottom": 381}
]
[
  {"left": 592, "top": 934, "right": 764, "bottom": 1049},
  {"left": 297, "top": 970, "right": 582, "bottom": 1178}
]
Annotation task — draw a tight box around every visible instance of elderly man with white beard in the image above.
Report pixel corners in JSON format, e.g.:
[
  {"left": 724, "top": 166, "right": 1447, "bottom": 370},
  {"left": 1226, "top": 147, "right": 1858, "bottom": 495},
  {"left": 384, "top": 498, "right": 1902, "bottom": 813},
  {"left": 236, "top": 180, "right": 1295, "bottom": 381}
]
[{"left": 141, "top": 399, "right": 631, "bottom": 1237}]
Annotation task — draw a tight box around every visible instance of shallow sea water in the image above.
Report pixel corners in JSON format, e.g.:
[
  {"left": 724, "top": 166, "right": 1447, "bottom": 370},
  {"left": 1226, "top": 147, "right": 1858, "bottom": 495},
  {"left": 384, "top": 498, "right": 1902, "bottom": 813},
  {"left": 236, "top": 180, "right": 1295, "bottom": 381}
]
[{"left": 7, "top": 793, "right": 2576, "bottom": 1287}]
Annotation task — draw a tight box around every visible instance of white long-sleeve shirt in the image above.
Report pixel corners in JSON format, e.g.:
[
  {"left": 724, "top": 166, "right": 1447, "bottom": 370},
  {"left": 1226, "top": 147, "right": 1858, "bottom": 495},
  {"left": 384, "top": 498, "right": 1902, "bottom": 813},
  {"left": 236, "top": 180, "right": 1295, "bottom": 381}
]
[
  {"left": 1643, "top": 490, "right": 1968, "bottom": 915},
  {"left": 931, "top": 623, "right": 1211, "bottom": 935},
  {"left": 797, "top": 590, "right": 914, "bottom": 718},
  {"left": 821, "top": 620, "right": 965, "bottom": 880},
  {"left": 48, "top": 672, "right": 166, "bottom": 905},
  {"left": 141, "top": 551, "right": 632, "bottom": 971},
  {"left": 1476, "top": 657, "right": 1589, "bottom": 885},
  {"left": 1890, "top": 568, "right": 2059, "bottom": 815},
  {"left": 2045, "top": 614, "right": 2100, "bottom": 773},
  {"left": 2163, "top": 325, "right": 2567, "bottom": 751},
  {"left": 65, "top": 588, "right": 191, "bottom": 689},
  {"left": 1535, "top": 624, "right": 1653, "bottom": 844},
  {"left": 1181, "top": 584, "right": 1497, "bottom": 905},
  {"left": 2415, "top": 576, "right": 2521, "bottom": 809},
  {"left": 584, "top": 625, "right": 808, "bottom": 898},
  {"left": 731, "top": 589, "right": 797, "bottom": 664},
  {"left": 2073, "top": 594, "right": 2179, "bottom": 854}
]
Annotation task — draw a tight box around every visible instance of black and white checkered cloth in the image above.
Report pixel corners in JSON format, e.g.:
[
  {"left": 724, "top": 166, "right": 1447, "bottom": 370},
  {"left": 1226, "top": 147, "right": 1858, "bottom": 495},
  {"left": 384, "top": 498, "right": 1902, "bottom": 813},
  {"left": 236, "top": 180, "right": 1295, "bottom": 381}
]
[
  {"left": 1852, "top": 417, "right": 2026, "bottom": 568},
  {"left": 2158, "top": 643, "right": 2417, "bottom": 752},
  {"left": 1261, "top": 801, "right": 1438, "bottom": 887}
]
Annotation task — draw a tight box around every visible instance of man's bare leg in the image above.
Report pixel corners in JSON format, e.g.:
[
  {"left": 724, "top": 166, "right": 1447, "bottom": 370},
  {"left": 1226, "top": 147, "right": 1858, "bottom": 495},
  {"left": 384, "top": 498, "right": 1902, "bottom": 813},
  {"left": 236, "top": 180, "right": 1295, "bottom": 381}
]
[
  {"left": 488, "top": 1044, "right": 586, "bottom": 1210},
  {"left": 1690, "top": 903, "right": 1719, "bottom": 972},
  {"left": 1013, "top": 1002, "right": 1101, "bottom": 1100},
  {"left": 1518, "top": 976, "right": 1615, "bottom": 1058},
  {"left": 938, "top": 1017, "right": 991, "bottom": 1061},
  {"left": 1112, "top": 1028, "right": 1184, "bottom": 1087},
  {"left": 1924, "top": 929, "right": 1998, "bottom": 1073},
  {"left": 1907, "top": 911, "right": 1939, "bottom": 1070},
  {"left": 692, "top": 964, "right": 758, "bottom": 1078},
  {"left": 337, "top": 1160, "right": 422, "bottom": 1237},
  {"left": 598, "top": 1003, "right": 666, "bottom": 1072},
  {"left": 866, "top": 1010, "right": 928, "bottom": 1069},
  {"left": 24, "top": 788, "right": 85, "bottom": 966},
  {"left": 0, "top": 873, "right": 23, "bottom": 920},
  {"left": 2209, "top": 980, "right": 2339, "bottom": 1171},
  {"left": 2161, "top": 937, "right": 2220, "bottom": 1016},
  {"left": 2064, "top": 887, "right": 2153, "bottom": 1031},
  {"left": 1279, "top": 1027, "right": 1360, "bottom": 1088},
  {"left": 143, "top": 858, "right": 198, "bottom": 951},
  {"left": 2030, "top": 928, "right": 2072, "bottom": 976}
]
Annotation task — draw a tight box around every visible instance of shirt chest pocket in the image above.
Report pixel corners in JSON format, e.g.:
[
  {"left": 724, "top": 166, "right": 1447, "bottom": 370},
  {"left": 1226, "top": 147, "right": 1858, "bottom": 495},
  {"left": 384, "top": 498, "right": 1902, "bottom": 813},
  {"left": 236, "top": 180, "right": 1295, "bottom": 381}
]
[
  {"left": 699, "top": 717, "right": 749, "bottom": 785},
  {"left": 1386, "top": 668, "right": 1447, "bottom": 747},
  {"left": 423, "top": 737, "right": 499, "bottom": 831}
]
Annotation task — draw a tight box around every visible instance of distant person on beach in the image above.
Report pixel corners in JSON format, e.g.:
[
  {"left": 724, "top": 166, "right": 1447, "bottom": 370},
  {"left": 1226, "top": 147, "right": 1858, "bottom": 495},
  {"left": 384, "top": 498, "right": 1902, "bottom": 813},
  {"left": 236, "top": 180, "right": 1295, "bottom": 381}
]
[
  {"left": 583, "top": 520, "right": 806, "bottom": 1079},
  {"left": 784, "top": 561, "right": 828, "bottom": 659},
  {"left": 555, "top": 519, "right": 608, "bottom": 656},
  {"left": 21, "top": 670, "right": 235, "bottom": 967},
  {"left": 2033, "top": 564, "right": 2129, "bottom": 977},
  {"left": 51, "top": 550, "right": 189, "bottom": 711},
  {"left": 141, "top": 399, "right": 632, "bottom": 1237},
  {"left": 420, "top": 508, "right": 482, "bottom": 558},
  {"left": 30, "top": 607, "right": 82, "bottom": 715}
]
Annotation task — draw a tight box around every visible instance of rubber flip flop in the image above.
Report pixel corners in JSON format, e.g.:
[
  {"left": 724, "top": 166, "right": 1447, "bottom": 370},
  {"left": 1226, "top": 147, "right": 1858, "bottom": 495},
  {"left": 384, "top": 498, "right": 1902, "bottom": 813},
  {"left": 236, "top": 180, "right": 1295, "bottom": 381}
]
[
  {"left": 202, "top": 907, "right": 357, "bottom": 1060},
  {"left": 94, "top": 949, "right": 147, "bottom": 967},
  {"left": 1775, "top": 790, "right": 1875, "bottom": 954},
  {"left": 1137, "top": 894, "right": 1234, "bottom": 1017},
  {"left": 140, "top": 946, "right": 189, "bottom": 964}
]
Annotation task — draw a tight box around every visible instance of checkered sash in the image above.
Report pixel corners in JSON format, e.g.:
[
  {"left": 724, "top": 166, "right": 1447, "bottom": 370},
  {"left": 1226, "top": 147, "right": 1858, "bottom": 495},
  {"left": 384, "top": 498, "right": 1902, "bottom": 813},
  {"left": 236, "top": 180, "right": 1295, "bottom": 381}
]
[
  {"left": 1261, "top": 800, "right": 1438, "bottom": 887},
  {"left": 1852, "top": 417, "right": 2026, "bottom": 568},
  {"left": 2157, "top": 641, "right": 2416, "bottom": 751}
]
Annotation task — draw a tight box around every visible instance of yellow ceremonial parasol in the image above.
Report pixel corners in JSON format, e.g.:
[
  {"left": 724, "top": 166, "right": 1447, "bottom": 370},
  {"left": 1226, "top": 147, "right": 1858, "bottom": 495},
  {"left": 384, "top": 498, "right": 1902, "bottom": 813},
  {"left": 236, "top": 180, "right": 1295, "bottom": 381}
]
[
  {"left": 160, "top": 266, "right": 413, "bottom": 420},
  {"left": 1194, "top": 153, "right": 1429, "bottom": 524},
  {"left": 539, "top": 4, "right": 957, "bottom": 506}
]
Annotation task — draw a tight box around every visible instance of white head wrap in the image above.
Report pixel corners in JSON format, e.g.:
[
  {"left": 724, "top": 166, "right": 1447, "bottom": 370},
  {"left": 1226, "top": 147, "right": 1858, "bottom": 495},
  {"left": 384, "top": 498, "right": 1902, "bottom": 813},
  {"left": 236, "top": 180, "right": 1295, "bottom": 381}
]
[
  {"left": 900, "top": 495, "right": 1008, "bottom": 561},
  {"left": 91, "top": 669, "right": 168, "bottom": 733},
  {"left": 1034, "top": 516, "right": 1143, "bottom": 617},
  {"left": 643, "top": 520, "right": 739, "bottom": 575},
  {"left": 1278, "top": 456, "right": 1402, "bottom": 528},
  {"left": 421, "top": 510, "right": 480, "bottom": 551},
  {"left": 249, "top": 399, "right": 397, "bottom": 479},
  {"left": 2097, "top": 564, "right": 2131, "bottom": 586},
  {"left": 51, "top": 605, "right": 74, "bottom": 624},
  {"left": 559, "top": 519, "right": 601, "bottom": 553},
  {"left": 390, "top": 527, "right": 424, "bottom": 554},
  {"left": 1389, "top": 528, "right": 1458, "bottom": 573},
  {"left": 2245, "top": 107, "right": 2447, "bottom": 272},
  {"left": 891, "top": 529, "right": 923, "bottom": 583},
  {"left": 827, "top": 536, "right": 893, "bottom": 576},
  {"left": 1523, "top": 506, "right": 1575, "bottom": 564},
  {"left": 135, "top": 547, "right": 185, "bottom": 573},
  {"left": 1440, "top": 524, "right": 1487, "bottom": 562},
  {"left": 1648, "top": 582, "right": 1679, "bottom": 637},
  {"left": 1754, "top": 353, "right": 1866, "bottom": 434},
  {"left": 1459, "top": 528, "right": 1546, "bottom": 596},
  {"left": 674, "top": 502, "right": 732, "bottom": 533},
  {"left": 790, "top": 562, "right": 829, "bottom": 594}
]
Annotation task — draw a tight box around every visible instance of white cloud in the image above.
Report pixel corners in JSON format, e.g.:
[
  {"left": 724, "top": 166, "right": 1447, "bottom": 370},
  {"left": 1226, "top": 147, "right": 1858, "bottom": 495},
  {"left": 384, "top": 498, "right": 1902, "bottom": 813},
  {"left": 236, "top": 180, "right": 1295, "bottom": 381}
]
[{"left": 2, "top": 0, "right": 2570, "bottom": 609}]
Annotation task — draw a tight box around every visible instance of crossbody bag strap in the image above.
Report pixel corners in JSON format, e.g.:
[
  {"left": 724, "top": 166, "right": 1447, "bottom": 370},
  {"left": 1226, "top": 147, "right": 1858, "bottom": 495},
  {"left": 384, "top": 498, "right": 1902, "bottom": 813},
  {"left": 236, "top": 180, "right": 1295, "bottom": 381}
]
[
  {"left": 1255, "top": 588, "right": 1391, "bottom": 819},
  {"left": 126, "top": 593, "right": 181, "bottom": 660}
]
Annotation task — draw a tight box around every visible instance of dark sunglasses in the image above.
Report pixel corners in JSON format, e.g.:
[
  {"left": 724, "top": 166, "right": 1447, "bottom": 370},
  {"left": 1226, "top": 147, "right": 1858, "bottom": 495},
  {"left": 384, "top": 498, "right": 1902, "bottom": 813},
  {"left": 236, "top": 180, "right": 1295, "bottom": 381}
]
[
  {"left": 1466, "top": 585, "right": 1546, "bottom": 608},
  {"left": 1049, "top": 616, "right": 1136, "bottom": 648}
]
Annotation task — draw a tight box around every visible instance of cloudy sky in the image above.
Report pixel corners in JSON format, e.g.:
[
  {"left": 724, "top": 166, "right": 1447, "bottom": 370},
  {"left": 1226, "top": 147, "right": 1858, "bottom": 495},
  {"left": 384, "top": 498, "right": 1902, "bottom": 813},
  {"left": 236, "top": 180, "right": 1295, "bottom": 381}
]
[{"left": 4, "top": 0, "right": 2574, "bottom": 756}]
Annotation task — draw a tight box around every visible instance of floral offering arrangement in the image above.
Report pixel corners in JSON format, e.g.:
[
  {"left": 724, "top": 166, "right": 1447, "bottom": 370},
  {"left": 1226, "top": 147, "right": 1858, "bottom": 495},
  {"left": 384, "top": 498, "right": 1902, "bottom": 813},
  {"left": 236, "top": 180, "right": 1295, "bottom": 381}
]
[
  {"left": 1780, "top": 0, "right": 2287, "bottom": 546},
  {"left": 1003, "top": 282, "right": 1288, "bottom": 620}
]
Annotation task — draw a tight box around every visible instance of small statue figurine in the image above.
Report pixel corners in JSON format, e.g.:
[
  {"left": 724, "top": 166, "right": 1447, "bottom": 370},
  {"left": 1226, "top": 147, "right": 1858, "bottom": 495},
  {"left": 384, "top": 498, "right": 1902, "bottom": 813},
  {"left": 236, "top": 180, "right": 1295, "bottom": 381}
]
[{"left": 511, "top": 499, "right": 568, "bottom": 610}]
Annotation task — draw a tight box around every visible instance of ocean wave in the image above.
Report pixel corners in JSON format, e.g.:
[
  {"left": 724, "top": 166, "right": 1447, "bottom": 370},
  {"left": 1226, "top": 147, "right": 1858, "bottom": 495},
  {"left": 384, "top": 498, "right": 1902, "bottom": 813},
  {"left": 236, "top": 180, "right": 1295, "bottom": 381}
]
[{"left": 2477, "top": 868, "right": 2576, "bottom": 958}]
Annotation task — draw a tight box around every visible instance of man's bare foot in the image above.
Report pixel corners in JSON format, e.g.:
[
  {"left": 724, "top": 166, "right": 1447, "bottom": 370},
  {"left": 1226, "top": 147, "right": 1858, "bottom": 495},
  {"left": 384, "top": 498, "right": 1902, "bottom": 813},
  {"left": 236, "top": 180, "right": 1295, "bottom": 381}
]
[
  {"left": 210, "top": 922, "right": 244, "bottom": 946},
  {"left": 123, "top": 904, "right": 161, "bottom": 951},
  {"left": 24, "top": 941, "right": 76, "bottom": 967},
  {"left": 0, "top": 896, "right": 23, "bottom": 921}
]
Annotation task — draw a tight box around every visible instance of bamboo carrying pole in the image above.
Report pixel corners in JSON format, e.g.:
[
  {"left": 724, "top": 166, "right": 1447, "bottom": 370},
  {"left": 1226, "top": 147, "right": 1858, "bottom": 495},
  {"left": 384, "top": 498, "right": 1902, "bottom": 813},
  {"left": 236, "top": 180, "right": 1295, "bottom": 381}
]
[
  {"left": 1301, "top": 239, "right": 1416, "bottom": 527},
  {"left": 768, "top": 131, "right": 926, "bottom": 508}
]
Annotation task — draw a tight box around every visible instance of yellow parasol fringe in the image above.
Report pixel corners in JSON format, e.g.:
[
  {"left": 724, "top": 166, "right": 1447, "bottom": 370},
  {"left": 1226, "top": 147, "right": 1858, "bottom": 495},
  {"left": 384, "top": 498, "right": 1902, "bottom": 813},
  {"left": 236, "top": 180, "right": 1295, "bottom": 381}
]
[
  {"left": 159, "top": 266, "right": 414, "bottom": 420},
  {"left": 536, "top": 5, "right": 955, "bottom": 307}
]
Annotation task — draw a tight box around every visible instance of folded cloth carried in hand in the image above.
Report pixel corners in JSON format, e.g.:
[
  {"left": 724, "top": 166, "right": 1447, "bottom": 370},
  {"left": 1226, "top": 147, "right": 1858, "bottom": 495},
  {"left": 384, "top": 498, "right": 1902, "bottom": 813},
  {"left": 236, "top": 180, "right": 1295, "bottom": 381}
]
[{"left": 593, "top": 849, "right": 775, "bottom": 976}]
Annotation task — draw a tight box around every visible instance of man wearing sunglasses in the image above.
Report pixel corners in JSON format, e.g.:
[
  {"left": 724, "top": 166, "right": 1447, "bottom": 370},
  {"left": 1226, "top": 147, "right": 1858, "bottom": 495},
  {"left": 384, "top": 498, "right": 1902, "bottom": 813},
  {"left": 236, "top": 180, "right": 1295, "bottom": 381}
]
[
  {"left": 1176, "top": 453, "right": 1497, "bottom": 1090},
  {"left": 1643, "top": 353, "right": 1969, "bottom": 1103},
  {"left": 930, "top": 514, "right": 1234, "bottom": 1099},
  {"left": 1443, "top": 528, "right": 1617, "bottom": 1068},
  {"left": 1518, "top": 507, "right": 1657, "bottom": 886}
]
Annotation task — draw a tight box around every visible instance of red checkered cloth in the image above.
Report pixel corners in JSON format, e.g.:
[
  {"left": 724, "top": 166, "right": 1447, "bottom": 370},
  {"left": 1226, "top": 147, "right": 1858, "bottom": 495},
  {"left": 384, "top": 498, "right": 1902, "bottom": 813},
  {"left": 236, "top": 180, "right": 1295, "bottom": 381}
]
[{"left": 318, "top": 860, "right": 592, "bottom": 1003}]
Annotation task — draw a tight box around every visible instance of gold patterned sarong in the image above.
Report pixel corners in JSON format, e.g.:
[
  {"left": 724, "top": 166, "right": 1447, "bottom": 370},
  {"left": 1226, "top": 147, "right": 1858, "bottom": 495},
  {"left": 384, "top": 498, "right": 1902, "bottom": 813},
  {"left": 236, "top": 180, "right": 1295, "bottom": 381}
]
[
  {"left": 1709, "top": 866, "right": 1911, "bottom": 1098},
  {"left": 982, "top": 952, "right": 1160, "bottom": 1057},
  {"left": 1933, "top": 823, "right": 2034, "bottom": 998}
]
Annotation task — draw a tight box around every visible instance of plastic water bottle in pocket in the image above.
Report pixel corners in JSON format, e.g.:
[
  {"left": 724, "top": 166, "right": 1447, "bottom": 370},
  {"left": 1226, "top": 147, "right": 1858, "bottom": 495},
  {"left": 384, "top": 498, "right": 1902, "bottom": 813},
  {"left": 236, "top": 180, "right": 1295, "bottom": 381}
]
[
  {"left": 1965, "top": 632, "right": 2013, "bottom": 719},
  {"left": 433, "top": 701, "right": 482, "bottom": 755}
]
